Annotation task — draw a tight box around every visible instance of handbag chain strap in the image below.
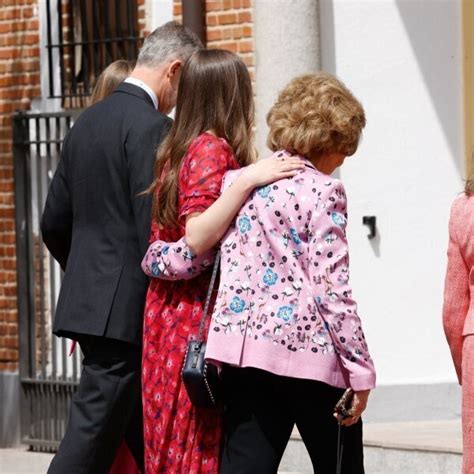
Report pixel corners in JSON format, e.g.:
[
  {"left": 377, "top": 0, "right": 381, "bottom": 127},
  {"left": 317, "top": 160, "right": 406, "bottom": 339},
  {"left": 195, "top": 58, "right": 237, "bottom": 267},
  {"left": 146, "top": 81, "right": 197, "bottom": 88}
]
[{"left": 196, "top": 251, "right": 221, "bottom": 344}]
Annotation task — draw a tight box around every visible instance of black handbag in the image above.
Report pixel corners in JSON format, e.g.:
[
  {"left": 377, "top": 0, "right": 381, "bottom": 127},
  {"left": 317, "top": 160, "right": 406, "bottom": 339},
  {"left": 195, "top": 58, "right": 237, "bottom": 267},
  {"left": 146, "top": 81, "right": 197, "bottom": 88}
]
[{"left": 181, "top": 252, "right": 221, "bottom": 408}]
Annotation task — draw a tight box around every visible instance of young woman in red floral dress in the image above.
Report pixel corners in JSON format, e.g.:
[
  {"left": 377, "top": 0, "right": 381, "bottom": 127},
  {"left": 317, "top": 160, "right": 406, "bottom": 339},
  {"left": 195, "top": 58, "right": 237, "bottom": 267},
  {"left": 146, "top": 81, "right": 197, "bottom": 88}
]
[{"left": 141, "top": 49, "right": 304, "bottom": 473}]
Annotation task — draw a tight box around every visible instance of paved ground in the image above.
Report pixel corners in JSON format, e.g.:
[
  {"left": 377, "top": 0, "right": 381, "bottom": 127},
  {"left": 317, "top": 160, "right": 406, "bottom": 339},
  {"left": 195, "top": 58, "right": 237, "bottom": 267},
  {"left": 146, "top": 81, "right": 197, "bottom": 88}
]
[
  {"left": 0, "top": 420, "right": 463, "bottom": 473},
  {"left": 0, "top": 448, "right": 53, "bottom": 474}
]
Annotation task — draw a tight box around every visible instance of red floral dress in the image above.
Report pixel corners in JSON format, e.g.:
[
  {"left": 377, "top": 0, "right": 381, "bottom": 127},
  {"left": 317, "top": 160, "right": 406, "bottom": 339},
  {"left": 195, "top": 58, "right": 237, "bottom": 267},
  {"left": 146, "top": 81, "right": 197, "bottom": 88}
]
[{"left": 142, "top": 133, "right": 239, "bottom": 473}]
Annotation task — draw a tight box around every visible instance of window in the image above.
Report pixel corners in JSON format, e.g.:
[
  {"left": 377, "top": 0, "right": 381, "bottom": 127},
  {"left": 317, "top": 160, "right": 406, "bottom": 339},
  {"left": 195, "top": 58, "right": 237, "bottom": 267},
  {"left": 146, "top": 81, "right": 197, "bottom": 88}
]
[{"left": 46, "top": 0, "right": 143, "bottom": 106}]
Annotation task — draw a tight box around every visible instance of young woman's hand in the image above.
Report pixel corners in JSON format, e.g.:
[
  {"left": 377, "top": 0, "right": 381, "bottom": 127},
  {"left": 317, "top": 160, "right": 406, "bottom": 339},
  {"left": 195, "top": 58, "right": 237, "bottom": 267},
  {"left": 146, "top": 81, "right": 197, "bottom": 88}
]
[
  {"left": 334, "top": 389, "right": 371, "bottom": 427},
  {"left": 238, "top": 155, "right": 305, "bottom": 189}
]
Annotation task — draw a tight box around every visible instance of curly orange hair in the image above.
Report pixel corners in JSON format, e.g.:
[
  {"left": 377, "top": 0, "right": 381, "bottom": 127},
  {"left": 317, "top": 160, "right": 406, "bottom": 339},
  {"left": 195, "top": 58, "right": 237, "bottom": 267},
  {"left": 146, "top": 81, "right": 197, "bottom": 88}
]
[{"left": 267, "top": 73, "right": 366, "bottom": 158}]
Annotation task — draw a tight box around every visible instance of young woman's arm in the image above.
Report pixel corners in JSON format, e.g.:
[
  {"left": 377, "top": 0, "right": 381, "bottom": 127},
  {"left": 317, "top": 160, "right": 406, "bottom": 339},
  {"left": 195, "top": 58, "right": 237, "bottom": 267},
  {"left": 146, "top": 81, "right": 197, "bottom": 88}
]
[
  {"left": 185, "top": 155, "right": 304, "bottom": 255},
  {"left": 142, "top": 236, "right": 214, "bottom": 280},
  {"left": 142, "top": 153, "right": 304, "bottom": 278}
]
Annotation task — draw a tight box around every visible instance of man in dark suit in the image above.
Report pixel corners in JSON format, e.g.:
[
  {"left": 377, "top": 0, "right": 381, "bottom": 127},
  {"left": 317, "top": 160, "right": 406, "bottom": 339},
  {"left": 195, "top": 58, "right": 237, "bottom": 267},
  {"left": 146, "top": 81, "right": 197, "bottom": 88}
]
[{"left": 41, "top": 22, "right": 202, "bottom": 473}]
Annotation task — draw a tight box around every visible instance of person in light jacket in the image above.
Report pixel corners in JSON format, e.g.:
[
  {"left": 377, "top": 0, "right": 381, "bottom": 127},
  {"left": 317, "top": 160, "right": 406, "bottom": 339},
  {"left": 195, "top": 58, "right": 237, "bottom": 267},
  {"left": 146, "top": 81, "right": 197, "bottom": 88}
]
[
  {"left": 143, "top": 73, "right": 376, "bottom": 473},
  {"left": 443, "top": 180, "right": 474, "bottom": 474}
]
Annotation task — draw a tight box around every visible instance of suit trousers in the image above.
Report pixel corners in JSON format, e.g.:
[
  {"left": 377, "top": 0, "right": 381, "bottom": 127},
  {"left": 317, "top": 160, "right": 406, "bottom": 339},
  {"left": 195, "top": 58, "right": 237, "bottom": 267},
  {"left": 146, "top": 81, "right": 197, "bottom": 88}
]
[
  {"left": 220, "top": 367, "right": 364, "bottom": 474},
  {"left": 463, "top": 335, "right": 474, "bottom": 474},
  {"left": 48, "top": 335, "right": 143, "bottom": 474}
]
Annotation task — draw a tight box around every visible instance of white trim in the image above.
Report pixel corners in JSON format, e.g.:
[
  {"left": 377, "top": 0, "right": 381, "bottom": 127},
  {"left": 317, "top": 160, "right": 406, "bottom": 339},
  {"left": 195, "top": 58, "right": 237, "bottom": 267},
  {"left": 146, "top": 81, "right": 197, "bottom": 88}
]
[
  {"left": 149, "top": 0, "right": 174, "bottom": 30},
  {"left": 33, "top": 0, "right": 62, "bottom": 112}
]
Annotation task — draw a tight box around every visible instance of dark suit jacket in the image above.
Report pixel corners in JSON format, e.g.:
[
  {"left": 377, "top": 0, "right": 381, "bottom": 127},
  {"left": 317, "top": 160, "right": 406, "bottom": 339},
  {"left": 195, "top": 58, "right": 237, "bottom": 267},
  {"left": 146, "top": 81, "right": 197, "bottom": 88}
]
[{"left": 41, "top": 83, "right": 172, "bottom": 345}]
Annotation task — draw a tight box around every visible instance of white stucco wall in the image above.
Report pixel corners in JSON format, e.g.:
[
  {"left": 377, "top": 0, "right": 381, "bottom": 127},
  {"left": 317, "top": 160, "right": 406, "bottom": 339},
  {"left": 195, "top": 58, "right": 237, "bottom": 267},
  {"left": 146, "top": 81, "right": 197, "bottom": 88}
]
[
  {"left": 319, "top": 0, "right": 464, "bottom": 385},
  {"left": 147, "top": 0, "right": 174, "bottom": 30}
]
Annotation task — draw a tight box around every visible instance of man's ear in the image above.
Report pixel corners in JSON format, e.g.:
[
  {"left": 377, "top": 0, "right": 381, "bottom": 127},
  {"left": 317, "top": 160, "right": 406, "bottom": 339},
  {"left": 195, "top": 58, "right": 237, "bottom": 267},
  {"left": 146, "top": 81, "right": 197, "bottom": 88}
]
[{"left": 168, "top": 60, "right": 182, "bottom": 78}]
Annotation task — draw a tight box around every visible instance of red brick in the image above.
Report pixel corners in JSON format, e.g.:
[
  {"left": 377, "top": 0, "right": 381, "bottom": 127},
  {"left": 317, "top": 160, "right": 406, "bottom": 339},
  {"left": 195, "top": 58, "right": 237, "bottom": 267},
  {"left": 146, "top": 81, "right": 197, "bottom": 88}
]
[
  {"left": 0, "top": 129, "right": 12, "bottom": 141},
  {"left": 242, "top": 54, "right": 254, "bottom": 67},
  {"left": 21, "top": 6, "right": 35, "bottom": 19},
  {"left": 0, "top": 259, "right": 16, "bottom": 270},
  {"left": 222, "top": 0, "right": 233, "bottom": 10},
  {"left": 0, "top": 34, "right": 37, "bottom": 47},
  {"left": 0, "top": 207, "right": 15, "bottom": 219},
  {"left": 232, "top": 26, "right": 243, "bottom": 39},
  {"left": 2, "top": 310, "right": 18, "bottom": 323},
  {"left": 207, "top": 15, "right": 218, "bottom": 26},
  {"left": 3, "top": 336, "right": 18, "bottom": 349},
  {"left": 206, "top": 29, "right": 223, "bottom": 42},
  {"left": 0, "top": 247, "right": 15, "bottom": 258},
  {"left": 0, "top": 195, "right": 14, "bottom": 206},
  {"left": 4, "top": 284, "right": 17, "bottom": 296},
  {"left": 10, "top": 59, "right": 40, "bottom": 73},
  {"left": 206, "top": 1, "right": 222, "bottom": 12},
  {"left": 221, "top": 28, "right": 233, "bottom": 40},
  {"left": 217, "top": 13, "right": 237, "bottom": 25},
  {"left": 0, "top": 184, "right": 14, "bottom": 195},
  {"left": 238, "top": 11, "right": 252, "bottom": 22},
  {"left": 0, "top": 361, "right": 18, "bottom": 371},
  {"left": 0, "top": 8, "right": 21, "bottom": 21},
  {"left": 242, "top": 25, "right": 252, "bottom": 37},
  {"left": 238, "top": 40, "right": 253, "bottom": 53},
  {"left": 2, "top": 19, "right": 39, "bottom": 34},
  {"left": 0, "top": 221, "right": 15, "bottom": 232},
  {"left": 6, "top": 324, "right": 18, "bottom": 336},
  {"left": 0, "top": 115, "right": 12, "bottom": 127},
  {"left": 0, "top": 88, "right": 30, "bottom": 100},
  {"left": 215, "top": 42, "right": 238, "bottom": 53},
  {"left": 0, "top": 348, "right": 18, "bottom": 361},
  {"left": 173, "top": 2, "right": 182, "bottom": 16}
]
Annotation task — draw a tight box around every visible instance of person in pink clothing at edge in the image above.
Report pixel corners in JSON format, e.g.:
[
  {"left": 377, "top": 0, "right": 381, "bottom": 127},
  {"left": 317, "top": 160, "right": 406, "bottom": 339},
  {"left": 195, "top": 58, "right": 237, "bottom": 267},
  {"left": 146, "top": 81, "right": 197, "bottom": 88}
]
[
  {"left": 142, "top": 73, "right": 376, "bottom": 473},
  {"left": 443, "top": 179, "right": 474, "bottom": 474}
]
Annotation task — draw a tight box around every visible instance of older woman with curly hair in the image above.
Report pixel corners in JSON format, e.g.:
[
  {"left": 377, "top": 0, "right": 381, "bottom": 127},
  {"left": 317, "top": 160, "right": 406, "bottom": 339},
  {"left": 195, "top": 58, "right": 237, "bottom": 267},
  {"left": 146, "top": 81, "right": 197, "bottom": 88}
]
[{"left": 142, "top": 72, "right": 376, "bottom": 473}]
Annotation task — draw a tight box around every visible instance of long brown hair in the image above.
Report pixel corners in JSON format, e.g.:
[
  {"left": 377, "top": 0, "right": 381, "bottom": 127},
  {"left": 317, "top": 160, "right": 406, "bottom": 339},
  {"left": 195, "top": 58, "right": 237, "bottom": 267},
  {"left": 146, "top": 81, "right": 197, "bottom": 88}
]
[
  {"left": 90, "top": 60, "right": 134, "bottom": 104},
  {"left": 149, "top": 49, "right": 255, "bottom": 228}
]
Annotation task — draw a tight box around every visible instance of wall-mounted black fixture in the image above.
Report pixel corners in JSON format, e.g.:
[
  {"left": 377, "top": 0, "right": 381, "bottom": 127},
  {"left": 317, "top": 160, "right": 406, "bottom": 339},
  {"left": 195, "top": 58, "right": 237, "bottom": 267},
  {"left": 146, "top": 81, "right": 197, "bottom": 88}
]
[{"left": 362, "top": 216, "right": 377, "bottom": 239}]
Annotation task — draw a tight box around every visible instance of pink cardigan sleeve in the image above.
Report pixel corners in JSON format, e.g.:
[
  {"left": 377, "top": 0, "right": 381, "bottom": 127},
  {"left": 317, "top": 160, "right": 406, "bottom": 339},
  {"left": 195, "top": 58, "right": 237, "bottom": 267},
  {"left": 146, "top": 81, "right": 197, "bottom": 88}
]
[
  {"left": 442, "top": 199, "right": 470, "bottom": 384},
  {"left": 308, "top": 180, "right": 376, "bottom": 391},
  {"left": 141, "top": 236, "right": 215, "bottom": 280}
]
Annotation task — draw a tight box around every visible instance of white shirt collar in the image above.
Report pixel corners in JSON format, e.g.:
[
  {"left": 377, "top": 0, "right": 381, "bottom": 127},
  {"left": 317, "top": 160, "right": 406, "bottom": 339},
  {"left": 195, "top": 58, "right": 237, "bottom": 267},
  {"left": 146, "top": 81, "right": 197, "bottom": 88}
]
[{"left": 124, "top": 77, "right": 159, "bottom": 110}]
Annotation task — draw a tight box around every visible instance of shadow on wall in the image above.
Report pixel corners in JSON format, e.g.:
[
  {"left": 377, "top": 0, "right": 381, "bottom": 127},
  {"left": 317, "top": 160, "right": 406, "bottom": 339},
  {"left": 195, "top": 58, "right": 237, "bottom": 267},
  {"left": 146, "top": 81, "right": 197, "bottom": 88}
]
[
  {"left": 394, "top": 1, "right": 463, "bottom": 176},
  {"left": 320, "top": 0, "right": 464, "bottom": 176}
]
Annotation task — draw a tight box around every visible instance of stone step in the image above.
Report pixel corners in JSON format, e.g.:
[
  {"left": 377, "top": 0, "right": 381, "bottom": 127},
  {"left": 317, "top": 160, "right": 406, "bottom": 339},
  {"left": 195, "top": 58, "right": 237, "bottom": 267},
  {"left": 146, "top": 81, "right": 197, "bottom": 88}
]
[{"left": 278, "top": 420, "right": 463, "bottom": 473}]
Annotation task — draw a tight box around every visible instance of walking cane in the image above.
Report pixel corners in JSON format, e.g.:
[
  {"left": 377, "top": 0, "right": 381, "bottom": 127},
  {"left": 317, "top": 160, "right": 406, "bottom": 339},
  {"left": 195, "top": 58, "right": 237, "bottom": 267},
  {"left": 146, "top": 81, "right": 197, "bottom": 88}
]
[{"left": 334, "top": 388, "right": 354, "bottom": 474}]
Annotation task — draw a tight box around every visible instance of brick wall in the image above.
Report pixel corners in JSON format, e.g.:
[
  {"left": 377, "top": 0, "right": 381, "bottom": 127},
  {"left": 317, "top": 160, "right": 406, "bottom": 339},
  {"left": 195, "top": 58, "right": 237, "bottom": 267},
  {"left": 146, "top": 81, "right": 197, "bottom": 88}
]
[
  {"left": 0, "top": 0, "right": 147, "bottom": 372},
  {"left": 0, "top": 1, "right": 41, "bottom": 372},
  {"left": 173, "top": 0, "right": 254, "bottom": 77},
  {"left": 0, "top": 0, "right": 254, "bottom": 372}
]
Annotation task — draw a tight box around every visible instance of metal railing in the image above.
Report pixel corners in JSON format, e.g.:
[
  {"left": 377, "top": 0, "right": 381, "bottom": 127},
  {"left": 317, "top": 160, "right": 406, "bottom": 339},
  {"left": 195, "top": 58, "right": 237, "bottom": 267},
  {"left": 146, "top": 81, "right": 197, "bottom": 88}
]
[
  {"left": 46, "top": 0, "right": 142, "bottom": 102},
  {"left": 13, "top": 110, "right": 82, "bottom": 451}
]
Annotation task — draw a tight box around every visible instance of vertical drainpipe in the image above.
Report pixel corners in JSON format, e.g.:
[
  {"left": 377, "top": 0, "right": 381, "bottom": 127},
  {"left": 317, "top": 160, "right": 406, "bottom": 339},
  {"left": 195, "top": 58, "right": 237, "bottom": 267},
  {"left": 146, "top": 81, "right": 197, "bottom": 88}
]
[{"left": 182, "top": 0, "right": 206, "bottom": 46}]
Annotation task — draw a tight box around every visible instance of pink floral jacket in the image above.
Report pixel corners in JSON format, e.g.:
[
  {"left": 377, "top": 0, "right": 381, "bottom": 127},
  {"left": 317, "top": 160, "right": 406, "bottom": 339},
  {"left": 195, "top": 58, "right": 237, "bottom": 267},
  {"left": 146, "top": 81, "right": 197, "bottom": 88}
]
[{"left": 142, "top": 152, "right": 376, "bottom": 391}]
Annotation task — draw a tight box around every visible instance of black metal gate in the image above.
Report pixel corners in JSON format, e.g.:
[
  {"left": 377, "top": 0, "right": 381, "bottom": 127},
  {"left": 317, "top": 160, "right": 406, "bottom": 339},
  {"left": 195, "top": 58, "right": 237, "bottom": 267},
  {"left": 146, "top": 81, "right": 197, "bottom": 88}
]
[{"left": 13, "top": 110, "right": 82, "bottom": 451}]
